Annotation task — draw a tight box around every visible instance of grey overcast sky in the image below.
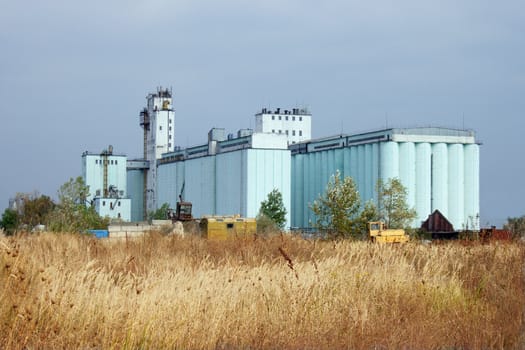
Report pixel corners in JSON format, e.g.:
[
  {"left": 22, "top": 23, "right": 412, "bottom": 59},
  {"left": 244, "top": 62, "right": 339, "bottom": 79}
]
[{"left": 1, "top": 0, "right": 523, "bottom": 226}]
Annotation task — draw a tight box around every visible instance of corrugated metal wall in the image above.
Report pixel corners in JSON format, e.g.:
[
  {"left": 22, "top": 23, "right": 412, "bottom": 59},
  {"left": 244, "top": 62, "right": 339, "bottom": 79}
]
[
  {"left": 127, "top": 170, "right": 144, "bottom": 222},
  {"left": 157, "top": 149, "right": 291, "bottom": 227}
]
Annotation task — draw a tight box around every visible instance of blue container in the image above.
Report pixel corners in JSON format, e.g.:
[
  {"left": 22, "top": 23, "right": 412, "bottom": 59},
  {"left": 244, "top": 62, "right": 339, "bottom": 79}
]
[{"left": 87, "top": 229, "right": 109, "bottom": 238}]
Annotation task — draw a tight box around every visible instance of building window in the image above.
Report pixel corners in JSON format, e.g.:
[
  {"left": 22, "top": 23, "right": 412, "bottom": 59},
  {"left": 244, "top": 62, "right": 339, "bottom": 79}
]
[
  {"left": 110, "top": 160, "right": 114, "bottom": 165},
  {"left": 285, "top": 116, "right": 289, "bottom": 121},
  {"left": 95, "top": 160, "right": 98, "bottom": 164},
  {"left": 299, "top": 130, "right": 303, "bottom": 136},
  {"left": 169, "top": 127, "right": 172, "bottom": 131},
  {"left": 272, "top": 116, "right": 275, "bottom": 120},
  {"left": 115, "top": 160, "right": 118, "bottom": 165},
  {"left": 299, "top": 117, "right": 303, "bottom": 121},
  {"left": 292, "top": 130, "right": 296, "bottom": 136},
  {"left": 102, "top": 201, "right": 106, "bottom": 206},
  {"left": 292, "top": 117, "right": 295, "bottom": 121},
  {"left": 285, "top": 130, "right": 289, "bottom": 135},
  {"left": 169, "top": 143, "right": 172, "bottom": 148},
  {"left": 279, "top": 130, "right": 282, "bottom": 134},
  {"left": 160, "top": 125, "right": 162, "bottom": 130},
  {"left": 272, "top": 129, "right": 275, "bottom": 133},
  {"left": 118, "top": 201, "right": 121, "bottom": 207},
  {"left": 169, "top": 119, "right": 172, "bottom": 124},
  {"left": 279, "top": 116, "right": 282, "bottom": 120}
]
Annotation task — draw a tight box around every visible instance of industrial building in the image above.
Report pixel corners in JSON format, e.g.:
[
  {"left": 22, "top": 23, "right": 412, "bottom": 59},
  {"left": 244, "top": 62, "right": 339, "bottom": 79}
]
[
  {"left": 290, "top": 128, "right": 480, "bottom": 230},
  {"left": 81, "top": 146, "right": 131, "bottom": 221},
  {"left": 82, "top": 88, "right": 480, "bottom": 230}
]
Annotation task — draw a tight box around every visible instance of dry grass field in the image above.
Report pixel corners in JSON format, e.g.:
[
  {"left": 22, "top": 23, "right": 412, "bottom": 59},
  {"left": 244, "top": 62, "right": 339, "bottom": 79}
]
[{"left": 1, "top": 232, "right": 524, "bottom": 349}]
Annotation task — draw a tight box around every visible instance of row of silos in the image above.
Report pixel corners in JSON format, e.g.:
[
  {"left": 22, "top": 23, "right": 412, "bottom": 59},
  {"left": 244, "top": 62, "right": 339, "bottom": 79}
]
[{"left": 291, "top": 141, "right": 479, "bottom": 230}]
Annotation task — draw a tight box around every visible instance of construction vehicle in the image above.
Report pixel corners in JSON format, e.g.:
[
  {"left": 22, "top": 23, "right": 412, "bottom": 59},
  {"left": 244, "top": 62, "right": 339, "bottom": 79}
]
[
  {"left": 167, "top": 183, "right": 193, "bottom": 222},
  {"left": 166, "top": 185, "right": 256, "bottom": 239},
  {"left": 368, "top": 221, "right": 409, "bottom": 243}
]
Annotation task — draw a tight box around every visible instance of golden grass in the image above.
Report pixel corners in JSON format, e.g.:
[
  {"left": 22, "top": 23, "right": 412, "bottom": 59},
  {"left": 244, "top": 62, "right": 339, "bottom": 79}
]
[{"left": 1, "top": 232, "right": 524, "bottom": 349}]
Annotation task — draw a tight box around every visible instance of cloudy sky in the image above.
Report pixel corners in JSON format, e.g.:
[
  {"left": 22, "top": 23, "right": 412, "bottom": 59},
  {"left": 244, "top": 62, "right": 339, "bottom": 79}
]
[{"left": 1, "top": 0, "right": 523, "bottom": 226}]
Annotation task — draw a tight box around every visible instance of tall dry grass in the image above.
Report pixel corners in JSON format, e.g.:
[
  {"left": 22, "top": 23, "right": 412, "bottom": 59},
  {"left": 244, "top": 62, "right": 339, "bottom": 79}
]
[{"left": 0, "top": 232, "right": 524, "bottom": 349}]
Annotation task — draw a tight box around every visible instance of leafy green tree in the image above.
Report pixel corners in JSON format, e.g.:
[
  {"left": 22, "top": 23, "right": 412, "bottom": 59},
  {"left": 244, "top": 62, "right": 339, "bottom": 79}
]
[
  {"left": 0, "top": 208, "right": 19, "bottom": 235},
  {"left": 310, "top": 170, "right": 363, "bottom": 238},
  {"left": 149, "top": 203, "right": 171, "bottom": 221},
  {"left": 376, "top": 178, "right": 417, "bottom": 229},
  {"left": 47, "top": 177, "right": 108, "bottom": 232},
  {"left": 20, "top": 195, "right": 55, "bottom": 229},
  {"left": 356, "top": 200, "right": 379, "bottom": 237},
  {"left": 258, "top": 189, "right": 287, "bottom": 229},
  {"left": 504, "top": 215, "right": 525, "bottom": 239}
]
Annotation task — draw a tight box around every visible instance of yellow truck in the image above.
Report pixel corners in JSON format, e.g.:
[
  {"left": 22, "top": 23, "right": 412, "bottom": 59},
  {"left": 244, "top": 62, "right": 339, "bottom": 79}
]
[
  {"left": 368, "top": 221, "right": 409, "bottom": 243},
  {"left": 199, "top": 215, "right": 257, "bottom": 240}
]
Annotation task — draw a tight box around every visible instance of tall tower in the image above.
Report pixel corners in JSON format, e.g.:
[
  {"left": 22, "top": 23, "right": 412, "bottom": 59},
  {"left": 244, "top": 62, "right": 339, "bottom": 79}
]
[{"left": 139, "top": 87, "right": 175, "bottom": 217}]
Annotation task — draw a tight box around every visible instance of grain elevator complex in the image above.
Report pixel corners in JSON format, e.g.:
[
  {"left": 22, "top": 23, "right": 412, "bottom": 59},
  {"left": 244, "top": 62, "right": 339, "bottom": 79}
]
[{"left": 82, "top": 87, "right": 480, "bottom": 231}]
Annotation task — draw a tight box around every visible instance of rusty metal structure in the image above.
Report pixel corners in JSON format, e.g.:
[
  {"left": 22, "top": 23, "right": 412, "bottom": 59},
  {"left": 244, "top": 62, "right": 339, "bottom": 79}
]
[{"left": 421, "top": 210, "right": 459, "bottom": 239}]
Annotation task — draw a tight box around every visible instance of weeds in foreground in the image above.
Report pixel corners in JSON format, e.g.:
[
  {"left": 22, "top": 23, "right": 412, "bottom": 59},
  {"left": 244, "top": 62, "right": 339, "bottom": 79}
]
[{"left": 0, "top": 233, "right": 524, "bottom": 349}]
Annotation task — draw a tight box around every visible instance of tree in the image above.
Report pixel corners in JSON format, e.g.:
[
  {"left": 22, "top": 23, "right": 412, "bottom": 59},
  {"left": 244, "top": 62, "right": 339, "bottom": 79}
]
[
  {"left": 258, "top": 189, "right": 287, "bottom": 229},
  {"left": 356, "top": 200, "right": 379, "bottom": 237},
  {"left": 376, "top": 178, "right": 417, "bottom": 229},
  {"left": 504, "top": 215, "right": 525, "bottom": 239},
  {"left": 310, "top": 170, "right": 363, "bottom": 238},
  {"left": 0, "top": 208, "right": 19, "bottom": 235},
  {"left": 19, "top": 195, "right": 55, "bottom": 229},
  {"left": 149, "top": 203, "right": 170, "bottom": 221},
  {"left": 47, "top": 177, "right": 108, "bottom": 233}
]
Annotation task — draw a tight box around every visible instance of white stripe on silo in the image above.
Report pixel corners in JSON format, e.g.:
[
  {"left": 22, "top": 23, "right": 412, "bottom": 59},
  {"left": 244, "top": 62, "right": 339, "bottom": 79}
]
[
  {"left": 398, "top": 142, "right": 416, "bottom": 212},
  {"left": 431, "top": 143, "right": 448, "bottom": 217},
  {"left": 464, "top": 144, "right": 480, "bottom": 230},
  {"left": 415, "top": 143, "right": 431, "bottom": 224},
  {"left": 448, "top": 144, "right": 464, "bottom": 230}
]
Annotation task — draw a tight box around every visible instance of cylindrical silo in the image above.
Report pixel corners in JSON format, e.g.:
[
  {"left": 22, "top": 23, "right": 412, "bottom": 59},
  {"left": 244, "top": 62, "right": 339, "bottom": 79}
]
[
  {"left": 379, "top": 141, "right": 399, "bottom": 181},
  {"left": 464, "top": 144, "right": 480, "bottom": 230},
  {"left": 357, "top": 145, "right": 366, "bottom": 197},
  {"left": 371, "top": 142, "right": 380, "bottom": 203},
  {"left": 364, "top": 144, "right": 373, "bottom": 201},
  {"left": 292, "top": 154, "right": 304, "bottom": 228},
  {"left": 334, "top": 148, "right": 344, "bottom": 175},
  {"left": 415, "top": 143, "right": 431, "bottom": 224},
  {"left": 431, "top": 143, "right": 448, "bottom": 217},
  {"left": 398, "top": 142, "right": 416, "bottom": 212},
  {"left": 448, "top": 144, "right": 464, "bottom": 230},
  {"left": 343, "top": 147, "right": 351, "bottom": 176},
  {"left": 349, "top": 146, "right": 358, "bottom": 182},
  {"left": 306, "top": 153, "right": 314, "bottom": 226}
]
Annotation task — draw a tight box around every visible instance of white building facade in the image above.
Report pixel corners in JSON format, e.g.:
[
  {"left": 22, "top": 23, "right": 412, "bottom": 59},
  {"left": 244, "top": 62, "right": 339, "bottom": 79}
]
[
  {"left": 255, "top": 107, "right": 311, "bottom": 144},
  {"left": 82, "top": 147, "right": 131, "bottom": 221}
]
